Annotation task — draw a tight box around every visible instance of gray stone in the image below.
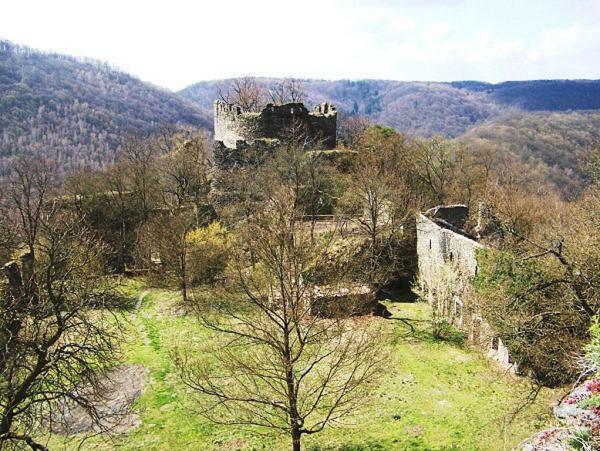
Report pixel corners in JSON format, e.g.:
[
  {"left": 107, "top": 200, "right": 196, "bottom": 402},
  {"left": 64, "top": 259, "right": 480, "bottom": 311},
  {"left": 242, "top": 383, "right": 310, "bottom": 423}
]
[
  {"left": 213, "top": 100, "right": 337, "bottom": 151},
  {"left": 554, "top": 384, "right": 600, "bottom": 428},
  {"left": 51, "top": 364, "right": 148, "bottom": 435}
]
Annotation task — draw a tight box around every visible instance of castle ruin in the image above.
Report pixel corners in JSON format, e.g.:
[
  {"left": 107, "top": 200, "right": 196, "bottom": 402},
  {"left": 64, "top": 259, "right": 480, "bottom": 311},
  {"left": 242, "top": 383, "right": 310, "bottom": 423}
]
[
  {"left": 213, "top": 100, "right": 337, "bottom": 150},
  {"left": 416, "top": 204, "right": 515, "bottom": 371}
]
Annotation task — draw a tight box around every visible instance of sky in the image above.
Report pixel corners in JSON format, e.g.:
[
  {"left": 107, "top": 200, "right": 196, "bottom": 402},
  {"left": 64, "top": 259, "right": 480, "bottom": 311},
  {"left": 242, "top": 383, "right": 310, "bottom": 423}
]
[{"left": 1, "top": 0, "right": 600, "bottom": 90}]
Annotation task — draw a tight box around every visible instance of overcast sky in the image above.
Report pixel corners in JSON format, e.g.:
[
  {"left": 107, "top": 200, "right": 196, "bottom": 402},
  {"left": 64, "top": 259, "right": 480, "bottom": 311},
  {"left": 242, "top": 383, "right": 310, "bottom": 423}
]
[{"left": 1, "top": 0, "right": 599, "bottom": 90}]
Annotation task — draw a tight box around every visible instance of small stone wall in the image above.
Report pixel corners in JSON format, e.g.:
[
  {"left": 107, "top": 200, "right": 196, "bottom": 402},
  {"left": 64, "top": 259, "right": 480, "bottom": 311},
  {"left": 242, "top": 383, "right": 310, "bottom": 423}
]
[{"left": 310, "top": 284, "right": 377, "bottom": 318}]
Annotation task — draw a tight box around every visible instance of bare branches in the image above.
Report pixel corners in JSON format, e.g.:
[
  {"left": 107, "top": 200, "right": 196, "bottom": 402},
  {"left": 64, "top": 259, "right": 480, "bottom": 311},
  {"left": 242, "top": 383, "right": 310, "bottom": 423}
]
[
  {"left": 268, "top": 79, "right": 306, "bottom": 105},
  {"left": 217, "top": 77, "right": 265, "bottom": 112},
  {"left": 0, "top": 163, "right": 124, "bottom": 449},
  {"left": 218, "top": 77, "right": 306, "bottom": 113},
  {"left": 176, "top": 146, "right": 384, "bottom": 450}
]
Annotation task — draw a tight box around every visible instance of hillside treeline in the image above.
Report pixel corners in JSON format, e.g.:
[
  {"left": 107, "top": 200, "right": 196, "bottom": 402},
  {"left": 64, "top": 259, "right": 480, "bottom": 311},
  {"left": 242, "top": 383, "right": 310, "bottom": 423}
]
[
  {"left": 464, "top": 111, "right": 600, "bottom": 196},
  {"left": 0, "top": 40, "right": 210, "bottom": 176},
  {"left": 1, "top": 118, "right": 599, "bottom": 449}
]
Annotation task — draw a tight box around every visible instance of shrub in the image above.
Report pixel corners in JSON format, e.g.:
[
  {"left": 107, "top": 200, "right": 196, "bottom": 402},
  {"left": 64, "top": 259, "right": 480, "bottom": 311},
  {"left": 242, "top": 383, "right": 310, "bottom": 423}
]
[
  {"left": 584, "top": 317, "right": 600, "bottom": 375},
  {"left": 187, "top": 221, "right": 229, "bottom": 285},
  {"left": 472, "top": 248, "right": 588, "bottom": 386},
  {"left": 568, "top": 429, "right": 592, "bottom": 451}
]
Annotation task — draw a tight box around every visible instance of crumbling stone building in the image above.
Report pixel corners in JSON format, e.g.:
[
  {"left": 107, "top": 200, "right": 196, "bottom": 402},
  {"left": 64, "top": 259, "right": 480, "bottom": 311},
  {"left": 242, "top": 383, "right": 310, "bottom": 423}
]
[
  {"left": 213, "top": 100, "right": 337, "bottom": 167},
  {"left": 416, "top": 205, "right": 515, "bottom": 371}
]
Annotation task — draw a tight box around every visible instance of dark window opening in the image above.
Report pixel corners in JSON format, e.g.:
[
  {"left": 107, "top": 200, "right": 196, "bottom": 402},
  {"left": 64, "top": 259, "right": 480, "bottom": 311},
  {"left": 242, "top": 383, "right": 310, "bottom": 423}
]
[
  {"left": 449, "top": 252, "right": 454, "bottom": 261},
  {"left": 429, "top": 239, "right": 432, "bottom": 249},
  {"left": 455, "top": 300, "right": 463, "bottom": 321},
  {"left": 491, "top": 336, "right": 499, "bottom": 351}
]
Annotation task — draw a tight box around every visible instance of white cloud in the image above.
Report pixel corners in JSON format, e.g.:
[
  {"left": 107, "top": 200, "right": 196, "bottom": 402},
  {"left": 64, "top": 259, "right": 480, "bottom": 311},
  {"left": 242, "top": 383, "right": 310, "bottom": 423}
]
[{"left": 421, "top": 22, "right": 452, "bottom": 42}]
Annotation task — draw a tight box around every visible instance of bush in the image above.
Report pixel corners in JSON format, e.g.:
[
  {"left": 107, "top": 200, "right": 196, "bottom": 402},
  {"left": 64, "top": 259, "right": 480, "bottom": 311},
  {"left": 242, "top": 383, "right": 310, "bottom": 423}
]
[
  {"left": 585, "top": 317, "right": 600, "bottom": 375},
  {"left": 473, "top": 248, "right": 588, "bottom": 386},
  {"left": 187, "top": 222, "right": 229, "bottom": 285}
]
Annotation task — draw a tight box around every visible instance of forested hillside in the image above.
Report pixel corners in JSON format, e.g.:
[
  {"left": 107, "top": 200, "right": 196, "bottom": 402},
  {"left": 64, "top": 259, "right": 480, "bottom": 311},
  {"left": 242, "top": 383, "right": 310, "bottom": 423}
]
[
  {"left": 3, "top": 37, "right": 600, "bottom": 190},
  {"left": 180, "top": 78, "right": 600, "bottom": 139},
  {"left": 452, "top": 80, "right": 600, "bottom": 111},
  {"left": 0, "top": 40, "right": 210, "bottom": 175},
  {"left": 180, "top": 78, "right": 499, "bottom": 137},
  {"left": 181, "top": 78, "right": 600, "bottom": 196},
  {"left": 462, "top": 111, "right": 600, "bottom": 195}
]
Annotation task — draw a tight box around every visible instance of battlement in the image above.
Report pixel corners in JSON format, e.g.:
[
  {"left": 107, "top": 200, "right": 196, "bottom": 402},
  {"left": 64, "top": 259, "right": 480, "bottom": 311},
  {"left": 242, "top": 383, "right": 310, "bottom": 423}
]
[{"left": 214, "top": 100, "right": 337, "bottom": 150}]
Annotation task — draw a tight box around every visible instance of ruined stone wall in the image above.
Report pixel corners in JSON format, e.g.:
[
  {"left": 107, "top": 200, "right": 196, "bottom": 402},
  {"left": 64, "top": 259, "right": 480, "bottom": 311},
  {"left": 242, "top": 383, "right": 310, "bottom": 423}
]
[
  {"left": 416, "top": 212, "right": 515, "bottom": 371},
  {"left": 213, "top": 100, "right": 337, "bottom": 149},
  {"left": 416, "top": 213, "right": 481, "bottom": 281}
]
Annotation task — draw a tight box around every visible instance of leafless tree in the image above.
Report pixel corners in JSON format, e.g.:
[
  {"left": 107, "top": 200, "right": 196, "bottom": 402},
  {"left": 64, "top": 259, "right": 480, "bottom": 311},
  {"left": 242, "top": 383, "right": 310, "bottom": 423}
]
[
  {"left": 175, "top": 151, "right": 384, "bottom": 451},
  {"left": 217, "top": 77, "right": 265, "bottom": 112},
  {"left": 120, "top": 134, "right": 160, "bottom": 219},
  {"left": 0, "top": 163, "right": 124, "bottom": 449},
  {"left": 4, "top": 159, "right": 54, "bottom": 271},
  {"left": 136, "top": 211, "right": 196, "bottom": 302},
  {"left": 135, "top": 132, "right": 214, "bottom": 302},
  {"left": 157, "top": 132, "right": 213, "bottom": 217},
  {"left": 342, "top": 128, "right": 419, "bottom": 288},
  {"left": 337, "top": 115, "right": 371, "bottom": 149},
  {"left": 218, "top": 77, "right": 307, "bottom": 112},
  {"left": 268, "top": 78, "right": 306, "bottom": 104}
]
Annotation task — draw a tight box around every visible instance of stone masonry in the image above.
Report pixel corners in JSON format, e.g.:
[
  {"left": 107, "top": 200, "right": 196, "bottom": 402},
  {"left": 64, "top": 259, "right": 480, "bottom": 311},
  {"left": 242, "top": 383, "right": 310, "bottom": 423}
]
[
  {"left": 416, "top": 205, "right": 515, "bottom": 371},
  {"left": 213, "top": 100, "right": 337, "bottom": 150}
]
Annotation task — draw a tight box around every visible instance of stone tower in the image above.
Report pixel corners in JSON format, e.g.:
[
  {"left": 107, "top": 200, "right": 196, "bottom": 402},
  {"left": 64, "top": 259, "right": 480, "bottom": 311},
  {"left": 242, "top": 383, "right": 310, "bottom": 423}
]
[{"left": 213, "top": 100, "right": 337, "bottom": 150}]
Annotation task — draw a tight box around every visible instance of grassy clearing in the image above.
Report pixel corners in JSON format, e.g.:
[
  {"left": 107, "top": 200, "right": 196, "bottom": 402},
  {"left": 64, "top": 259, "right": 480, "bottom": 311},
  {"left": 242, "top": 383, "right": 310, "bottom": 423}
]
[{"left": 49, "top": 281, "right": 560, "bottom": 450}]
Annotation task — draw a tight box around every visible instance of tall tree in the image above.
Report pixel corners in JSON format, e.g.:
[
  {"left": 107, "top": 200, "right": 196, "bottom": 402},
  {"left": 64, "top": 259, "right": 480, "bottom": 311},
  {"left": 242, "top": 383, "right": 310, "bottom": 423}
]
[
  {"left": 176, "top": 150, "right": 383, "bottom": 451},
  {"left": 135, "top": 133, "right": 214, "bottom": 302},
  {"left": 0, "top": 163, "right": 123, "bottom": 450},
  {"left": 342, "top": 127, "right": 419, "bottom": 288}
]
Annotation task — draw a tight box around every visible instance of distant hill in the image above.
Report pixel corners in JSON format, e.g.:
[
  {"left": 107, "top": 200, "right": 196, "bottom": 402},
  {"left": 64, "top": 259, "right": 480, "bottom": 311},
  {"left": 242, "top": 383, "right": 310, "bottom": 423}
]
[
  {"left": 0, "top": 40, "right": 210, "bottom": 175},
  {"left": 179, "top": 78, "right": 499, "bottom": 138},
  {"left": 180, "top": 78, "right": 600, "bottom": 196},
  {"left": 462, "top": 110, "right": 600, "bottom": 195},
  {"left": 4, "top": 37, "right": 600, "bottom": 191},
  {"left": 179, "top": 78, "right": 600, "bottom": 138},
  {"left": 451, "top": 80, "right": 600, "bottom": 111}
]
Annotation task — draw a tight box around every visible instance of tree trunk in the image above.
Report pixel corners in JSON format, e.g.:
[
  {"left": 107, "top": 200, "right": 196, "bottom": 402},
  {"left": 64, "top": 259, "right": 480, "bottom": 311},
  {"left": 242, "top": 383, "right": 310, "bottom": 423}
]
[{"left": 291, "top": 430, "right": 301, "bottom": 451}]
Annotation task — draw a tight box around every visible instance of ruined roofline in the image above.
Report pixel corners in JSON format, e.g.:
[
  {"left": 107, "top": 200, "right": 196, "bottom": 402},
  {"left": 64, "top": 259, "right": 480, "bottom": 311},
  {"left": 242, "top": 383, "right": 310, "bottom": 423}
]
[
  {"left": 213, "top": 100, "right": 337, "bottom": 118},
  {"left": 417, "top": 213, "right": 479, "bottom": 243},
  {"left": 213, "top": 98, "right": 337, "bottom": 151},
  {"left": 423, "top": 204, "right": 473, "bottom": 237}
]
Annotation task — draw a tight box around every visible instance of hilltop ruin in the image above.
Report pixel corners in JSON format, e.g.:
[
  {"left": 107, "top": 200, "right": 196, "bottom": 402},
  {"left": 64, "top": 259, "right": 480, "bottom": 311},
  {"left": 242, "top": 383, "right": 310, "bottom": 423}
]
[{"left": 213, "top": 100, "right": 337, "bottom": 152}]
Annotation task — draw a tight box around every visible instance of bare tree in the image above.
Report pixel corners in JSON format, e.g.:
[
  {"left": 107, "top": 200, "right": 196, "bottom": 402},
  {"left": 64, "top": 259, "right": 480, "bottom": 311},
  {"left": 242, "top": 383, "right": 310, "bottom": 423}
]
[
  {"left": 0, "top": 167, "right": 123, "bottom": 449},
  {"left": 175, "top": 152, "right": 384, "bottom": 451},
  {"left": 268, "top": 78, "right": 306, "bottom": 104},
  {"left": 5, "top": 159, "right": 53, "bottom": 271},
  {"left": 157, "top": 132, "right": 213, "bottom": 219},
  {"left": 337, "top": 115, "right": 371, "bottom": 149},
  {"left": 120, "top": 134, "right": 160, "bottom": 219},
  {"left": 136, "top": 211, "right": 196, "bottom": 302},
  {"left": 412, "top": 137, "right": 459, "bottom": 205},
  {"left": 135, "top": 132, "right": 214, "bottom": 302},
  {"left": 217, "top": 77, "right": 265, "bottom": 112},
  {"left": 218, "top": 77, "right": 306, "bottom": 112},
  {"left": 342, "top": 128, "right": 419, "bottom": 288}
]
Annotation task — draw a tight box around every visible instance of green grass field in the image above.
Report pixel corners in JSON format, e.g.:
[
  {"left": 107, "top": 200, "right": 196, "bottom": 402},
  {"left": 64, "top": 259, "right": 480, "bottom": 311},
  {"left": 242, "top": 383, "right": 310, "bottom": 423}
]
[{"left": 49, "top": 281, "right": 561, "bottom": 450}]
